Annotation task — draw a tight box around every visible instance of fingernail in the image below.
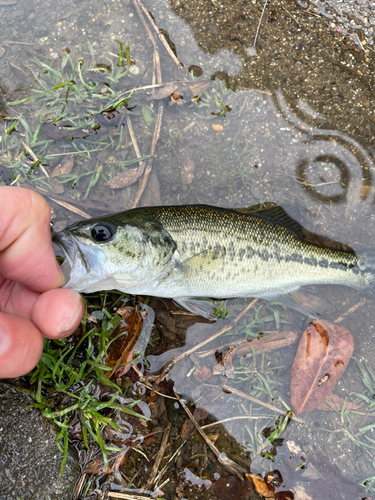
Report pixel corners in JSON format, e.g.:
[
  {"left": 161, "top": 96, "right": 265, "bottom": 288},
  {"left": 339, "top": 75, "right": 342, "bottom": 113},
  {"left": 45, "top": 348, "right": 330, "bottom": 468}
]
[{"left": 58, "top": 294, "right": 84, "bottom": 337}]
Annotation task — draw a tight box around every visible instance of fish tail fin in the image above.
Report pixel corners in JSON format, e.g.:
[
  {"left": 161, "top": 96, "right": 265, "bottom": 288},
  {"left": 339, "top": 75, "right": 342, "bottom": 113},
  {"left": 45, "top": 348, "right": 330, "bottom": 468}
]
[{"left": 357, "top": 250, "right": 375, "bottom": 296}]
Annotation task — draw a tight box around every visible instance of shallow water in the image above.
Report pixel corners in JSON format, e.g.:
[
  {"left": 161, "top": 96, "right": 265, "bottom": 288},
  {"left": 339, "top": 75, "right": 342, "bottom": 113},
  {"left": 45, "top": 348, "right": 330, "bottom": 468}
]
[{"left": 1, "top": 0, "right": 375, "bottom": 498}]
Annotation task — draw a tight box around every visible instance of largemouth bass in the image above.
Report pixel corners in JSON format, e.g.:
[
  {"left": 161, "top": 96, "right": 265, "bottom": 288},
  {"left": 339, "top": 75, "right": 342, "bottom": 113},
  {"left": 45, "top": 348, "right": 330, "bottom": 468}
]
[{"left": 52, "top": 204, "right": 375, "bottom": 317}]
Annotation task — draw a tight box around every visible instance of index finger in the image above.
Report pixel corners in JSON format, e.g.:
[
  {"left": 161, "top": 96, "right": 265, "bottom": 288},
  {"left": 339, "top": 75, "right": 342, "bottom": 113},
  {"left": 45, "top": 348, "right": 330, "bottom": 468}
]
[{"left": 0, "top": 187, "right": 65, "bottom": 292}]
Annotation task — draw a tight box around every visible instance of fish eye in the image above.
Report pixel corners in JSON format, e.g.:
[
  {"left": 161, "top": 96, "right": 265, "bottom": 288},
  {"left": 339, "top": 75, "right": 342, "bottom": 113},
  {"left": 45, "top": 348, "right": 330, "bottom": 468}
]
[{"left": 90, "top": 223, "right": 114, "bottom": 242}]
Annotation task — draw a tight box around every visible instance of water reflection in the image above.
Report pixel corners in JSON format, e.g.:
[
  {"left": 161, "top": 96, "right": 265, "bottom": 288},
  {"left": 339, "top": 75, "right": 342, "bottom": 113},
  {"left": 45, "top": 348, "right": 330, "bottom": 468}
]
[{"left": 273, "top": 88, "right": 374, "bottom": 207}]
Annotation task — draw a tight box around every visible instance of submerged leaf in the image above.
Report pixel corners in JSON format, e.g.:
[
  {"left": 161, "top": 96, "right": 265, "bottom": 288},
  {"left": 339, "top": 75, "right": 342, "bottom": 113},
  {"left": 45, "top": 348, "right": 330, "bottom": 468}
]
[
  {"left": 290, "top": 320, "right": 354, "bottom": 415},
  {"left": 104, "top": 305, "right": 144, "bottom": 378},
  {"left": 107, "top": 165, "right": 144, "bottom": 189}
]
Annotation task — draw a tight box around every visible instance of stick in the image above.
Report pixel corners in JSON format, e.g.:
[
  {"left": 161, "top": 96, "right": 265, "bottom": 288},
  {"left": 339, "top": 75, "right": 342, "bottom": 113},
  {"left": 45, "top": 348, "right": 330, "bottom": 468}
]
[
  {"left": 174, "top": 390, "right": 247, "bottom": 479},
  {"left": 108, "top": 494, "right": 154, "bottom": 500},
  {"left": 145, "top": 424, "right": 171, "bottom": 490},
  {"left": 221, "top": 385, "right": 305, "bottom": 424},
  {"left": 132, "top": 103, "right": 163, "bottom": 207},
  {"left": 125, "top": 113, "right": 146, "bottom": 182},
  {"left": 197, "top": 330, "right": 299, "bottom": 358},
  {"left": 132, "top": 0, "right": 162, "bottom": 84},
  {"left": 21, "top": 139, "right": 49, "bottom": 178},
  {"left": 281, "top": 5, "right": 301, "bottom": 26},
  {"left": 249, "top": 0, "right": 269, "bottom": 54},
  {"left": 334, "top": 298, "right": 367, "bottom": 324},
  {"left": 137, "top": 0, "right": 182, "bottom": 68},
  {"left": 153, "top": 439, "right": 186, "bottom": 485},
  {"left": 48, "top": 197, "right": 91, "bottom": 218},
  {"left": 154, "top": 299, "right": 258, "bottom": 385},
  {"left": 125, "top": 114, "right": 145, "bottom": 168},
  {"left": 132, "top": 0, "right": 164, "bottom": 206},
  {"left": 171, "top": 299, "right": 258, "bottom": 365}
]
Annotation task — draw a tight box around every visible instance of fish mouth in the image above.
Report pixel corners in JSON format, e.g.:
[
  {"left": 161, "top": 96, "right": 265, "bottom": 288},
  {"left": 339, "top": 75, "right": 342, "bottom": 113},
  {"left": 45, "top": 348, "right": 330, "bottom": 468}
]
[{"left": 52, "top": 232, "right": 90, "bottom": 287}]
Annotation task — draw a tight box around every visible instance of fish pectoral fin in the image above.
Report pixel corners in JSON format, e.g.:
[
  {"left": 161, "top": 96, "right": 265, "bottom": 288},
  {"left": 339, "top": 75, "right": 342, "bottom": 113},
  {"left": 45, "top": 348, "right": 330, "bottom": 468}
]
[
  {"left": 264, "top": 291, "right": 322, "bottom": 318},
  {"left": 174, "top": 297, "right": 217, "bottom": 320},
  {"left": 179, "top": 247, "right": 225, "bottom": 278}
]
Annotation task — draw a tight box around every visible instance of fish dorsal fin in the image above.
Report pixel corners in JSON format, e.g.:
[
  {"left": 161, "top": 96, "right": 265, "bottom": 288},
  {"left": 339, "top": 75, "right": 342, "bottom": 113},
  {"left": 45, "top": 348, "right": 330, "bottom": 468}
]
[{"left": 237, "top": 205, "right": 304, "bottom": 239}]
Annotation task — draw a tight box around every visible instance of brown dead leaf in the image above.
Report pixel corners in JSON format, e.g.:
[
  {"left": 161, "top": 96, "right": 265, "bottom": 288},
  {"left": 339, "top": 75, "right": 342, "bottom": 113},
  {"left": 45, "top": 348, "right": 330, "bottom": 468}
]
[
  {"left": 193, "top": 365, "right": 212, "bottom": 382},
  {"left": 150, "top": 83, "right": 179, "bottom": 100},
  {"left": 50, "top": 155, "right": 74, "bottom": 176},
  {"left": 194, "top": 407, "right": 209, "bottom": 421},
  {"left": 180, "top": 407, "right": 209, "bottom": 440},
  {"left": 83, "top": 454, "right": 111, "bottom": 475},
  {"left": 246, "top": 474, "right": 275, "bottom": 498},
  {"left": 290, "top": 320, "right": 354, "bottom": 415},
  {"left": 104, "top": 305, "right": 144, "bottom": 378},
  {"left": 180, "top": 419, "right": 195, "bottom": 440},
  {"left": 48, "top": 178, "right": 65, "bottom": 194},
  {"left": 148, "top": 80, "right": 212, "bottom": 102},
  {"left": 144, "top": 436, "right": 158, "bottom": 446},
  {"left": 107, "top": 165, "right": 144, "bottom": 189},
  {"left": 211, "top": 475, "right": 257, "bottom": 500}
]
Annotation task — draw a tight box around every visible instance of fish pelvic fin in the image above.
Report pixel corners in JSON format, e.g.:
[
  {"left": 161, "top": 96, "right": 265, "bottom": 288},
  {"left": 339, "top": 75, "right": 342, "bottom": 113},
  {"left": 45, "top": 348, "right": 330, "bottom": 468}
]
[{"left": 174, "top": 298, "right": 218, "bottom": 320}]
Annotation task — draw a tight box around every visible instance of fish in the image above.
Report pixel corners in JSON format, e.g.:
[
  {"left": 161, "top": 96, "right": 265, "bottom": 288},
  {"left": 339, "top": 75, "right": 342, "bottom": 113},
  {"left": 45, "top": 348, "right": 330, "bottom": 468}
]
[{"left": 52, "top": 204, "right": 375, "bottom": 318}]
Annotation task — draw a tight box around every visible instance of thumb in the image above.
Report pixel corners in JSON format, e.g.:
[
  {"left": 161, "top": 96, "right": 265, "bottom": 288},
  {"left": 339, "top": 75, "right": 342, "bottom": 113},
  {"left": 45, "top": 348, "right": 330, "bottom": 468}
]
[{"left": 0, "top": 312, "right": 44, "bottom": 378}]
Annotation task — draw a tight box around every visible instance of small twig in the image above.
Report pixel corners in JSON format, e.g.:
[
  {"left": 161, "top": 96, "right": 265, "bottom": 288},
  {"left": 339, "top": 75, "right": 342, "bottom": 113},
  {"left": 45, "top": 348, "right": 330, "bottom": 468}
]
[
  {"left": 181, "top": 121, "right": 196, "bottom": 135},
  {"left": 137, "top": 0, "right": 182, "bottom": 68},
  {"left": 21, "top": 139, "right": 49, "bottom": 178},
  {"left": 281, "top": 5, "right": 301, "bottom": 26},
  {"left": 197, "top": 330, "right": 298, "bottom": 358},
  {"left": 125, "top": 113, "right": 146, "bottom": 178},
  {"left": 153, "top": 439, "right": 186, "bottom": 485},
  {"left": 174, "top": 390, "right": 247, "bottom": 479},
  {"left": 137, "top": 381, "right": 179, "bottom": 400},
  {"left": 201, "top": 415, "right": 274, "bottom": 429},
  {"left": 156, "top": 477, "right": 170, "bottom": 490},
  {"left": 108, "top": 494, "right": 154, "bottom": 500},
  {"left": 8, "top": 61, "right": 28, "bottom": 76},
  {"left": 132, "top": 0, "right": 164, "bottom": 206},
  {"left": 133, "top": 0, "right": 162, "bottom": 84},
  {"left": 250, "top": 0, "right": 269, "bottom": 53},
  {"left": 171, "top": 299, "right": 258, "bottom": 365},
  {"left": 4, "top": 40, "right": 34, "bottom": 45},
  {"left": 72, "top": 448, "right": 95, "bottom": 500},
  {"left": 48, "top": 197, "right": 91, "bottom": 219},
  {"left": 145, "top": 423, "right": 171, "bottom": 490},
  {"left": 155, "top": 299, "right": 258, "bottom": 385},
  {"left": 132, "top": 103, "right": 163, "bottom": 208},
  {"left": 125, "top": 114, "right": 145, "bottom": 165},
  {"left": 221, "top": 385, "right": 305, "bottom": 424},
  {"left": 45, "top": 147, "right": 105, "bottom": 158},
  {"left": 334, "top": 298, "right": 367, "bottom": 324}
]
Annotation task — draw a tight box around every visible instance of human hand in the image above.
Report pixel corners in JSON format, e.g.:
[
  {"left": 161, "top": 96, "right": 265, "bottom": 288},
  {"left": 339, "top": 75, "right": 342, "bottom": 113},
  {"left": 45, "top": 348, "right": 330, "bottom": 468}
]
[{"left": 0, "top": 187, "right": 84, "bottom": 378}]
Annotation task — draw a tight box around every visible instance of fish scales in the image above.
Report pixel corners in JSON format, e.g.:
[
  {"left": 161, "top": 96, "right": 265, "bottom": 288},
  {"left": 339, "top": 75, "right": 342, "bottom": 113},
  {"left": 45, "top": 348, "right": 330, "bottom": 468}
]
[
  {"left": 53, "top": 204, "right": 373, "bottom": 318},
  {"left": 134, "top": 205, "right": 360, "bottom": 298}
]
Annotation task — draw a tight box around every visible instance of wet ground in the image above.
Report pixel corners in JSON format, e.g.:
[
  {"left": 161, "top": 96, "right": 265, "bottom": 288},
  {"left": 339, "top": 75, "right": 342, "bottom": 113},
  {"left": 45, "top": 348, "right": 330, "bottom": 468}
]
[{"left": 1, "top": 0, "right": 375, "bottom": 499}]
